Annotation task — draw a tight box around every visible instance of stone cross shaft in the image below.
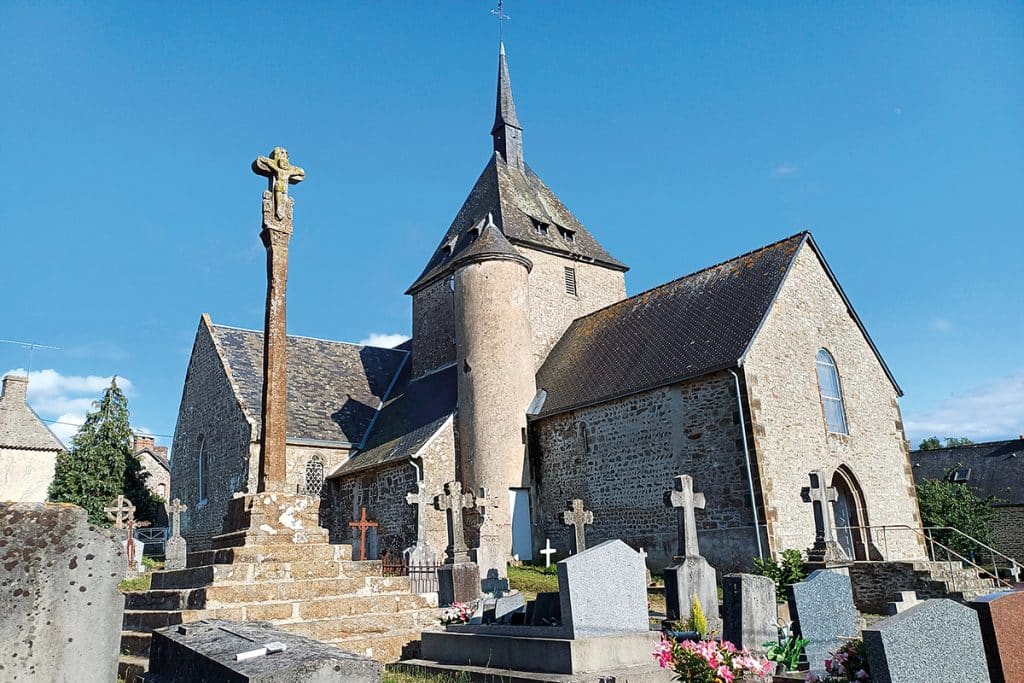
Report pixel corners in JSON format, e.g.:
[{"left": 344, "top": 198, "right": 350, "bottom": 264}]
[
  {"left": 348, "top": 506, "right": 378, "bottom": 561},
  {"left": 168, "top": 498, "right": 187, "bottom": 538},
  {"left": 434, "top": 481, "right": 478, "bottom": 563},
  {"left": 803, "top": 469, "right": 850, "bottom": 564},
  {"left": 668, "top": 474, "right": 705, "bottom": 559},
  {"left": 405, "top": 482, "right": 434, "bottom": 548},
  {"left": 251, "top": 147, "right": 304, "bottom": 493},
  {"left": 104, "top": 495, "right": 135, "bottom": 530},
  {"left": 561, "top": 499, "right": 593, "bottom": 554}
]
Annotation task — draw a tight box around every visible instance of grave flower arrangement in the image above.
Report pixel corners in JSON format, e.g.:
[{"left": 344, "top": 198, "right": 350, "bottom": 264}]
[
  {"left": 808, "top": 639, "right": 871, "bottom": 682},
  {"left": 654, "top": 636, "right": 772, "bottom": 682},
  {"left": 440, "top": 601, "right": 475, "bottom": 625}
]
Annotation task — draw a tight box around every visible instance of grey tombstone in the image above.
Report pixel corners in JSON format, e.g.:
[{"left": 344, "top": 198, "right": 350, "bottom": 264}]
[
  {"left": 165, "top": 498, "right": 188, "bottom": 570},
  {"left": 492, "top": 592, "right": 527, "bottom": 624},
  {"left": 1, "top": 502, "right": 125, "bottom": 683},
  {"left": 561, "top": 498, "right": 593, "bottom": 554},
  {"left": 787, "top": 568, "right": 858, "bottom": 674},
  {"left": 144, "top": 619, "right": 382, "bottom": 682},
  {"left": 863, "top": 599, "right": 989, "bottom": 683},
  {"left": 557, "top": 539, "right": 649, "bottom": 638},
  {"left": 663, "top": 475, "right": 721, "bottom": 632},
  {"left": 723, "top": 573, "right": 777, "bottom": 654},
  {"left": 527, "top": 591, "right": 562, "bottom": 626}
]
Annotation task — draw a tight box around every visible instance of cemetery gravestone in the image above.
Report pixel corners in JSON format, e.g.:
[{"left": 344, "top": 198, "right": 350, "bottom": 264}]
[
  {"left": 863, "top": 598, "right": 989, "bottom": 683},
  {"left": 1, "top": 502, "right": 125, "bottom": 683},
  {"left": 557, "top": 539, "right": 649, "bottom": 638},
  {"left": 970, "top": 590, "right": 1024, "bottom": 683},
  {"left": 165, "top": 498, "right": 188, "bottom": 570},
  {"left": 663, "top": 474, "right": 720, "bottom": 632},
  {"left": 788, "top": 569, "right": 858, "bottom": 674},
  {"left": 801, "top": 470, "right": 851, "bottom": 566},
  {"left": 348, "top": 506, "right": 378, "bottom": 561},
  {"left": 145, "top": 619, "right": 382, "bottom": 682},
  {"left": 434, "top": 480, "right": 481, "bottom": 605},
  {"left": 723, "top": 573, "right": 777, "bottom": 654},
  {"left": 561, "top": 499, "right": 593, "bottom": 554}
]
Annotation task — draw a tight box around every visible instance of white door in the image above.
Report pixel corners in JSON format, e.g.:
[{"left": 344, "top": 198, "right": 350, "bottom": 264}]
[{"left": 509, "top": 488, "right": 533, "bottom": 561}]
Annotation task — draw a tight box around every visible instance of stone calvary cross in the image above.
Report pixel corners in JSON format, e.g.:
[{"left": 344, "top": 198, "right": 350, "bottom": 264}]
[
  {"left": 802, "top": 469, "right": 851, "bottom": 565},
  {"left": 105, "top": 495, "right": 135, "bottom": 530},
  {"left": 252, "top": 147, "right": 305, "bottom": 220},
  {"left": 434, "top": 481, "right": 479, "bottom": 564},
  {"left": 405, "top": 482, "right": 434, "bottom": 550},
  {"left": 348, "top": 507, "right": 379, "bottom": 561},
  {"left": 562, "top": 499, "right": 593, "bottom": 554},
  {"left": 168, "top": 498, "right": 188, "bottom": 538},
  {"left": 668, "top": 474, "right": 705, "bottom": 559}
]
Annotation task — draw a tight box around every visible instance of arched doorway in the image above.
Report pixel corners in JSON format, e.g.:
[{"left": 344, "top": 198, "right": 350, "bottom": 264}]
[{"left": 831, "top": 466, "right": 870, "bottom": 561}]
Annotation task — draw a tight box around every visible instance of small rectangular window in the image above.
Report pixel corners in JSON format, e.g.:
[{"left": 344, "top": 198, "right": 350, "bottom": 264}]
[
  {"left": 531, "top": 218, "right": 549, "bottom": 236},
  {"left": 558, "top": 227, "right": 575, "bottom": 243},
  {"left": 564, "top": 266, "right": 577, "bottom": 296}
]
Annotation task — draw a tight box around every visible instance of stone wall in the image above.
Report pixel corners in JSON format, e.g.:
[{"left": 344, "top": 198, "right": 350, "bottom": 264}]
[
  {"left": 327, "top": 419, "right": 455, "bottom": 559},
  {"left": 0, "top": 447, "right": 58, "bottom": 502},
  {"left": 742, "top": 244, "right": 925, "bottom": 561},
  {"left": 532, "top": 373, "right": 761, "bottom": 574},
  {"left": 170, "top": 318, "right": 254, "bottom": 549},
  {"left": 518, "top": 247, "right": 626, "bottom": 369},
  {"left": 138, "top": 451, "right": 171, "bottom": 500},
  {"left": 991, "top": 505, "right": 1024, "bottom": 564},
  {"left": 411, "top": 278, "right": 456, "bottom": 378},
  {"left": 847, "top": 562, "right": 955, "bottom": 615}
]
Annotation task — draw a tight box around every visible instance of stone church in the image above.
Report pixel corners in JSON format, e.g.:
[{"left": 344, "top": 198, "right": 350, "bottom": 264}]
[{"left": 171, "top": 45, "right": 924, "bottom": 575}]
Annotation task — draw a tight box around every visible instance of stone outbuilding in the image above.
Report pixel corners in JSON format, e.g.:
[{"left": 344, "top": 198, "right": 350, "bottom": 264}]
[
  {"left": 0, "top": 374, "right": 64, "bottom": 502},
  {"left": 133, "top": 434, "right": 171, "bottom": 501}
]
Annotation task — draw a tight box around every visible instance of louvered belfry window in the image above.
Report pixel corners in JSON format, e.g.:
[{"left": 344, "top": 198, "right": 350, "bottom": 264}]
[
  {"left": 564, "top": 266, "right": 577, "bottom": 296},
  {"left": 815, "top": 349, "right": 849, "bottom": 434}
]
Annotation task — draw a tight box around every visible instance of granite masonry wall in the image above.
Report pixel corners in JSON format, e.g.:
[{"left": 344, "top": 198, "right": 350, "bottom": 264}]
[
  {"left": 411, "top": 278, "right": 456, "bottom": 378},
  {"left": 742, "top": 244, "right": 925, "bottom": 561},
  {"left": 170, "top": 318, "right": 254, "bottom": 550},
  {"left": 137, "top": 450, "right": 171, "bottom": 500},
  {"left": 991, "top": 505, "right": 1024, "bottom": 564},
  {"left": 518, "top": 247, "right": 626, "bottom": 369},
  {"left": 327, "top": 419, "right": 455, "bottom": 559},
  {"left": 532, "top": 373, "right": 761, "bottom": 574}
]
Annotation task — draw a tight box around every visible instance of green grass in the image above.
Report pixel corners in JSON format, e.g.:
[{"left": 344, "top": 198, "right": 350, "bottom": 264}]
[
  {"left": 383, "top": 670, "right": 471, "bottom": 683},
  {"left": 119, "top": 573, "right": 151, "bottom": 592},
  {"left": 506, "top": 564, "right": 558, "bottom": 601}
]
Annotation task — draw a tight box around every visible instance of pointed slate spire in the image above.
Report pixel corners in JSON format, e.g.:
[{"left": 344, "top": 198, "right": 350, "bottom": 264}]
[{"left": 491, "top": 42, "right": 524, "bottom": 169}]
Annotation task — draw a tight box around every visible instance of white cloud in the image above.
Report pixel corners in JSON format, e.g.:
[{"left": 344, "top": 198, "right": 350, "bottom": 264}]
[
  {"left": 771, "top": 163, "right": 797, "bottom": 178},
  {"left": 929, "top": 318, "right": 953, "bottom": 333},
  {"left": 904, "top": 373, "right": 1024, "bottom": 444},
  {"left": 358, "top": 333, "right": 410, "bottom": 348}
]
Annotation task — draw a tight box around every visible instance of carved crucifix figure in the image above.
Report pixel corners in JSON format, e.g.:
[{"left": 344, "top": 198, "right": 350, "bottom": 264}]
[
  {"left": 348, "top": 506, "right": 379, "bottom": 561},
  {"left": 434, "top": 481, "right": 478, "bottom": 564},
  {"left": 561, "top": 499, "right": 593, "bottom": 554},
  {"left": 252, "top": 147, "right": 305, "bottom": 221},
  {"left": 802, "top": 470, "right": 851, "bottom": 564},
  {"left": 667, "top": 474, "right": 705, "bottom": 560}
]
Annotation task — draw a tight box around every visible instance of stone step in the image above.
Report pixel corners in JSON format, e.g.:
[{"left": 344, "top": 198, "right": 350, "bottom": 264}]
[
  {"left": 119, "top": 630, "right": 152, "bottom": 657},
  {"left": 276, "top": 608, "right": 438, "bottom": 642},
  {"left": 331, "top": 629, "right": 429, "bottom": 663},
  {"left": 187, "top": 542, "right": 353, "bottom": 567},
  {"left": 211, "top": 528, "right": 331, "bottom": 550},
  {"left": 155, "top": 558, "right": 384, "bottom": 589},
  {"left": 297, "top": 592, "right": 436, "bottom": 621},
  {"left": 199, "top": 575, "right": 410, "bottom": 606},
  {"left": 124, "top": 589, "right": 193, "bottom": 611},
  {"left": 117, "top": 655, "right": 148, "bottom": 683},
  {"left": 122, "top": 609, "right": 184, "bottom": 631}
]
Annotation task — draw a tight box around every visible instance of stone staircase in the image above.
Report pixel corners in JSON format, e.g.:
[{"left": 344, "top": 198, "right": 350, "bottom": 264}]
[
  {"left": 116, "top": 500, "right": 441, "bottom": 681},
  {"left": 850, "top": 560, "right": 1002, "bottom": 614}
]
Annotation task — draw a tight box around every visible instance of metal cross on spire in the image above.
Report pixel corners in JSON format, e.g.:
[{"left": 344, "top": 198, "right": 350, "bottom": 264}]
[{"left": 490, "top": 0, "right": 510, "bottom": 43}]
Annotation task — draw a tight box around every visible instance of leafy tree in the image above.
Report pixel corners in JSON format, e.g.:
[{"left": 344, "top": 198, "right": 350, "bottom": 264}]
[
  {"left": 916, "top": 469, "right": 999, "bottom": 557},
  {"left": 918, "top": 436, "right": 975, "bottom": 450},
  {"left": 48, "top": 378, "right": 160, "bottom": 524},
  {"left": 918, "top": 436, "right": 943, "bottom": 450},
  {"left": 945, "top": 437, "right": 975, "bottom": 447}
]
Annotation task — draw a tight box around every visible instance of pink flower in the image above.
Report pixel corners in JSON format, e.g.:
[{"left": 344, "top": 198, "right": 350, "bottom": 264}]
[
  {"left": 857, "top": 669, "right": 869, "bottom": 680},
  {"left": 717, "top": 665, "right": 735, "bottom": 682}
]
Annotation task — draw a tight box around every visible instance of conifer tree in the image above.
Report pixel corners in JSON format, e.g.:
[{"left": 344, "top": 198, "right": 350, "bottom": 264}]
[{"left": 48, "top": 377, "right": 158, "bottom": 524}]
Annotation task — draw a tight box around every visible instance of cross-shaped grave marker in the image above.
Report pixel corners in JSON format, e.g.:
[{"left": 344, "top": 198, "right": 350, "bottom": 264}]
[
  {"left": 667, "top": 474, "right": 705, "bottom": 559},
  {"left": 405, "top": 481, "right": 434, "bottom": 550},
  {"left": 434, "top": 481, "right": 479, "bottom": 564},
  {"left": 561, "top": 499, "right": 593, "bottom": 554},
  {"left": 168, "top": 498, "right": 188, "bottom": 538},
  {"left": 165, "top": 498, "right": 189, "bottom": 570},
  {"left": 105, "top": 495, "right": 135, "bottom": 530},
  {"left": 802, "top": 470, "right": 851, "bottom": 565},
  {"left": 348, "top": 506, "right": 379, "bottom": 561},
  {"left": 540, "top": 538, "right": 556, "bottom": 567}
]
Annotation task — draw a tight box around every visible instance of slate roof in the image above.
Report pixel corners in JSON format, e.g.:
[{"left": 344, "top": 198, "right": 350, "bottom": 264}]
[
  {"left": 209, "top": 324, "right": 408, "bottom": 446},
  {"left": 535, "top": 232, "right": 901, "bottom": 417},
  {"left": 330, "top": 364, "right": 457, "bottom": 477},
  {"left": 911, "top": 440, "right": 1024, "bottom": 506},
  {"left": 136, "top": 447, "right": 170, "bottom": 472},
  {"left": 0, "top": 376, "right": 64, "bottom": 451}
]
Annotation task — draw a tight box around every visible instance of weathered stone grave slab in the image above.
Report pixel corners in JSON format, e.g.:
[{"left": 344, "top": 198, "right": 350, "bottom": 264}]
[
  {"left": 970, "top": 590, "right": 1024, "bottom": 683},
  {"left": 164, "top": 498, "right": 188, "bottom": 570},
  {"left": 558, "top": 539, "right": 649, "bottom": 638},
  {"left": 663, "top": 475, "right": 720, "bottom": 632},
  {"left": 723, "top": 572, "right": 777, "bottom": 654},
  {"left": 864, "top": 598, "right": 989, "bottom": 683},
  {"left": 144, "top": 619, "right": 382, "bottom": 682},
  {"left": 0, "top": 502, "right": 125, "bottom": 683},
  {"left": 787, "top": 568, "right": 857, "bottom": 674}
]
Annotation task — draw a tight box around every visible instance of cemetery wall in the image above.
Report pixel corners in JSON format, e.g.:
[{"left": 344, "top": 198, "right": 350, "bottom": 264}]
[
  {"left": 847, "top": 562, "right": 954, "bottom": 614},
  {"left": 743, "top": 244, "right": 926, "bottom": 561},
  {"left": 991, "top": 505, "right": 1024, "bottom": 563},
  {"left": 327, "top": 419, "right": 455, "bottom": 558},
  {"left": 170, "top": 317, "right": 254, "bottom": 549},
  {"left": 411, "top": 278, "right": 456, "bottom": 378},
  {"left": 518, "top": 247, "right": 626, "bottom": 369},
  {"left": 532, "top": 373, "right": 760, "bottom": 573}
]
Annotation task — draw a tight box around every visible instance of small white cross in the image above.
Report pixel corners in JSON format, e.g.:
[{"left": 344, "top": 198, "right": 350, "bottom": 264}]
[
  {"left": 540, "top": 538, "right": 556, "bottom": 567},
  {"left": 639, "top": 547, "right": 648, "bottom": 562}
]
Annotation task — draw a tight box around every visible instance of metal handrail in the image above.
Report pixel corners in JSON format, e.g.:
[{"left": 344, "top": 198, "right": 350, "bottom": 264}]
[
  {"left": 923, "top": 526, "right": 1021, "bottom": 584},
  {"left": 839, "top": 524, "right": 1016, "bottom": 592}
]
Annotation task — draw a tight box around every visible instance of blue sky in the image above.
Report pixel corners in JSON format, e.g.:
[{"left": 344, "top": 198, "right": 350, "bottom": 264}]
[{"left": 1, "top": 2, "right": 1021, "bottom": 449}]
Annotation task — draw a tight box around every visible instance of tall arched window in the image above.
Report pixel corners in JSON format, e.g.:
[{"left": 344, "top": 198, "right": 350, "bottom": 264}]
[
  {"left": 815, "top": 349, "right": 849, "bottom": 434},
  {"left": 304, "top": 455, "right": 325, "bottom": 497},
  {"left": 197, "top": 435, "right": 209, "bottom": 503}
]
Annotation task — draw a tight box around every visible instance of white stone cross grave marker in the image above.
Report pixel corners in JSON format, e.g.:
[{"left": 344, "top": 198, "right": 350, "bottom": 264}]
[
  {"left": 540, "top": 538, "right": 556, "bottom": 567},
  {"left": 668, "top": 474, "right": 704, "bottom": 559}
]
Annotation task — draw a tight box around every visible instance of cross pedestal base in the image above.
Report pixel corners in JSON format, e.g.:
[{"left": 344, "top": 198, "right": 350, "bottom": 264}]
[
  {"left": 211, "top": 492, "right": 326, "bottom": 550},
  {"left": 438, "top": 562, "right": 481, "bottom": 606},
  {"left": 806, "top": 539, "right": 852, "bottom": 570},
  {"left": 664, "top": 555, "right": 721, "bottom": 633}
]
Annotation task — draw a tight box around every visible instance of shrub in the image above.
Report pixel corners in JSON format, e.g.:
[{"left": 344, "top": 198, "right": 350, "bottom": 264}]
[
  {"left": 688, "top": 593, "right": 709, "bottom": 639},
  {"left": 752, "top": 549, "right": 806, "bottom": 601}
]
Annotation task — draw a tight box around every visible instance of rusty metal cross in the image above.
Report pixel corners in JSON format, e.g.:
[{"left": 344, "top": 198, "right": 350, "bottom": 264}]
[{"left": 348, "top": 506, "right": 379, "bottom": 561}]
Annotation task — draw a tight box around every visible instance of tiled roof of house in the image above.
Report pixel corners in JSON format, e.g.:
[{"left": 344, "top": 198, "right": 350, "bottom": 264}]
[
  {"left": 911, "top": 439, "right": 1024, "bottom": 506},
  {"left": 0, "top": 375, "right": 64, "bottom": 451},
  {"left": 209, "top": 324, "right": 408, "bottom": 446},
  {"left": 535, "top": 232, "right": 901, "bottom": 417},
  {"left": 330, "top": 364, "right": 457, "bottom": 477}
]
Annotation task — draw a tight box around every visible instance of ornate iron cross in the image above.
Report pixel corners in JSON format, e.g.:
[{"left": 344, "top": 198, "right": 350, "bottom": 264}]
[
  {"left": 348, "top": 506, "right": 379, "bottom": 561},
  {"left": 490, "top": 0, "right": 510, "bottom": 41}
]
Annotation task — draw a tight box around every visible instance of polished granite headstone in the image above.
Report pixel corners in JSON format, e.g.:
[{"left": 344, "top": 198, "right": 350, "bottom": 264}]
[
  {"left": 970, "top": 590, "right": 1024, "bottom": 683},
  {"left": 787, "top": 569, "right": 857, "bottom": 674},
  {"left": 723, "top": 572, "right": 777, "bottom": 654}
]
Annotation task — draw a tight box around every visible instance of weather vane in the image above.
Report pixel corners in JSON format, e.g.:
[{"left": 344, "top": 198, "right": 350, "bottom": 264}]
[{"left": 490, "top": 0, "right": 510, "bottom": 42}]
